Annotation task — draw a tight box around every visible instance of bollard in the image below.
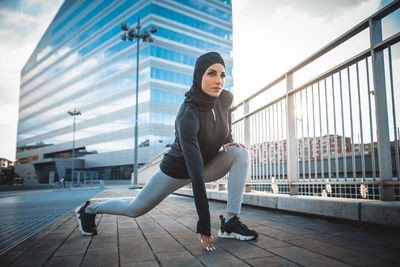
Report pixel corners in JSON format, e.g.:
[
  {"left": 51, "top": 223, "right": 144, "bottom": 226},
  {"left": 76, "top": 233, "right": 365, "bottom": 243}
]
[{"left": 100, "top": 180, "right": 104, "bottom": 189}]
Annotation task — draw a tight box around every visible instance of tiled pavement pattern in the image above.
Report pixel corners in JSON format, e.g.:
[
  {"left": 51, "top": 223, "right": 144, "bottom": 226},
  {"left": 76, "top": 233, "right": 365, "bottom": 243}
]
[
  {"left": 0, "top": 188, "right": 103, "bottom": 255},
  {"left": 0, "top": 187, "right": 399, "bottom": 266}
]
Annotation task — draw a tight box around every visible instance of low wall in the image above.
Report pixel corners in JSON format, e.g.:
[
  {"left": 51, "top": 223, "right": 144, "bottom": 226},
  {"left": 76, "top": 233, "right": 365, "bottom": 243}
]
[
  {"left": 138, "top": 155, "right": 399, "bottom": 227},
  {"left": 174, "top": 187, "right": 400, "bottom": 227}
]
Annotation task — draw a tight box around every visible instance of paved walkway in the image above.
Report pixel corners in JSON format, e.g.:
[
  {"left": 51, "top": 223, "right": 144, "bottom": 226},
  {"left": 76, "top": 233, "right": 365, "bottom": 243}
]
[
  {"left": 0, "top": 188, "right": 103, "bottom": 255},
  {"left": 0, "top": 187, "right": 399, "bottom": 266}
]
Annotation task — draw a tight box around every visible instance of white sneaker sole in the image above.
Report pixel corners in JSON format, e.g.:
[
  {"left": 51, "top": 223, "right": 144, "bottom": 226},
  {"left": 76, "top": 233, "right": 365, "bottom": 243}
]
[
  {"left": 218, "top": 229, "right": 255, "bottom": 241},
  {"left": 75, "top": 206, "right": 94, "bottom": 236}
]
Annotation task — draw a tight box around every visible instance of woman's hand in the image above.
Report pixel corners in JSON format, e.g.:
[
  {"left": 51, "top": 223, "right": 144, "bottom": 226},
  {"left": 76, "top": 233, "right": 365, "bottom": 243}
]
[
  {"left": 197, "top": 233, "right": 215, "bottom": 251},
  {"left": 223, "top": 142, "right": 247, "bottom": 151}
]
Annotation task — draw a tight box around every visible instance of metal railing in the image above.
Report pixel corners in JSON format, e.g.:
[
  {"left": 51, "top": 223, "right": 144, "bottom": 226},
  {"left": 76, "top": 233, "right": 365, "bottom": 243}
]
[{"left": 227, "top": 1, "right": 400, "bottom": 200}]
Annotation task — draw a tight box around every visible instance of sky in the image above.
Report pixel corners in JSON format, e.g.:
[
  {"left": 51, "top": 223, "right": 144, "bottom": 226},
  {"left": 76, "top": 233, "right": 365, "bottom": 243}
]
[{"left": 0, "top": 0, "right": 394, "bottom": 161}]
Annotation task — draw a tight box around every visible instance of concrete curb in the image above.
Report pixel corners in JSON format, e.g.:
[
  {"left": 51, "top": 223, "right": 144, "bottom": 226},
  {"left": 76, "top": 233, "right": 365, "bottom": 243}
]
[{"left": 174, "top": 188, "right": 400, "bottom": 227}]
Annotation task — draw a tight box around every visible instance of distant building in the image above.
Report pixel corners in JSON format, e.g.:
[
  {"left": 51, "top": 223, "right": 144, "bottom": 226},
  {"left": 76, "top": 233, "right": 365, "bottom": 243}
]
[
  {"left": 16, "top": 0, "right": 233, "bottom": 183},
  {"left": 250, "top": 134, "right": 354, "bottom": 163},
  {"left": 0, "top": 158, "right": 14, "bottom": 168}
]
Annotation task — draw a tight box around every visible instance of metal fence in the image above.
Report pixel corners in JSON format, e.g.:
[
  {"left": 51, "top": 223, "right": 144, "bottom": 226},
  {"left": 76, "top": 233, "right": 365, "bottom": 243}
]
[{"left": 227, "top": 1, "right": 400, "bottom": 201}]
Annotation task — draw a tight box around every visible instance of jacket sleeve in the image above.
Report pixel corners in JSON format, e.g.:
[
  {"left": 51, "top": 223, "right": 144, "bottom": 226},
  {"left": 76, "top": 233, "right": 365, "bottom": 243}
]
[
  {"left": 224, "top": 108, "right": 233, "bottom": 144},
  {"left": 177, "top": 107, "right": 211, "bottom": 236}
]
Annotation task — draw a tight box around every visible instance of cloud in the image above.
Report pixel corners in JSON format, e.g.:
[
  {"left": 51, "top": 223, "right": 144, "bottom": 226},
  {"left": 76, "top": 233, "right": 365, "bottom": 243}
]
[
  {"left": 0, "top": 105, "right": 18, "bottom": 160},
  {"left": 0, "top": 0, "right": 63, "bottom": 101},
  {"left": 231, "top": 0, "right": 383, "bottom": 104},
  {"left": 0, "top": 0, "right": 63, "bottom": 160},
  {"left": 236, "top": 0, "right": 374, "bottom": 22}
]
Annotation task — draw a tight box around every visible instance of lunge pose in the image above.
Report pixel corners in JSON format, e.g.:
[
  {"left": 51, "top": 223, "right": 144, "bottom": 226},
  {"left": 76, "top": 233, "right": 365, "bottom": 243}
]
[{"left": 76, "top": 52, "right": 258, "bottom": 251}]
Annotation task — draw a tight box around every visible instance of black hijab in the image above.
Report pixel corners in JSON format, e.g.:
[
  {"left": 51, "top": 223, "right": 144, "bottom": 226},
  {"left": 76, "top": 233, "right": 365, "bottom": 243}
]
[{"left": 184, "top": 52, "right": 225, "bottom": 111}]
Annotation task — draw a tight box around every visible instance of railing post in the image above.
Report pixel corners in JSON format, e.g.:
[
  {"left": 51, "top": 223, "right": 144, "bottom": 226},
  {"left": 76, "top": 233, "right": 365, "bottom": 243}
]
[
  {"left": 369, "top": 18, "right": 394, "bottom": 200},
  {"left": 285, "top": 73, "right": 299, "bottom": 195},
  {"left": 243, "top": 100, "right": 252, "bottom": 188}
]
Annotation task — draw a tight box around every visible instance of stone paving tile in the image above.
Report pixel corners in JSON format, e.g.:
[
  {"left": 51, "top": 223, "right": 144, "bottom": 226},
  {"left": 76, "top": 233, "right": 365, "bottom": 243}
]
[
  {"left": 288, "top": 238, "right": 395, "bottom": 266},
  {"left": 376, "top": 253, "right": 400, "bottom": 264},
  {"left": 248, "top": 235, "right": 291, "bottom": 249},
  {"left": 0, "top": 250, "right": 24, "bottom": 266},
  {"left": 156, "top": 250, "right": 203, "bottom": 266},
  {"left": 8, "top": 240, "right": 63, "bottom": 267},
  {"left": 52, "top": 229, "right": 91, "bottom": 257},
  {"left": 119, "top": 236, "right": 156, "bottom": 263},
  {"left": 246, "top": 255, "right": 300, "bottom": 266},
  {"left": 0, "top": 188, "right": 103, "bottom": 255},
  {"left": 118, "top": 228, "right": 143, "bottom": 239},
  {"left": 252, "top": 225, "right": 306, "bottom": 241},
  {"left": 81, "top": 245, "right": 119, "bottom": 267},
  {"left": 197, "top": 250, "right": 249, "bottom": 266},
  {"left": 43, "top": 254, "right": 82, "bottom": 267},
  {"left": 2, "top": 187, "right": 400, "bottom": 267},
  {"left": 184, "top": 243, "right": 249, "bottom": 266},
  {"left": 120, "top": 260, "right": 159, "bottom": 267},
  {"left": 215, "top": 238, "right": 273, "bottom": 260},
  {"left": 145, "top": 235, "right": 186, "bottom": 254},
  {"left": 269, "top": 246, "right": 353, "bottom": 267},
  {"left": 120, "top": 250, "right": 156, "bottom": 264}
]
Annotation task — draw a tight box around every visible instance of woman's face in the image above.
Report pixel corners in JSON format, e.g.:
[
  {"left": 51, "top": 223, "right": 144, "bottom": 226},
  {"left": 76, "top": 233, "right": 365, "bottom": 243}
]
[{"left": 201, "top": 63, "right": 225, "bottom": 97}]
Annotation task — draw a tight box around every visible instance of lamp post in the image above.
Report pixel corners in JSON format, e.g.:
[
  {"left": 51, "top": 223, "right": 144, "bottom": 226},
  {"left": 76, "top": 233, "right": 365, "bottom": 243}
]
[
  {"left": 121, "top": 18, "right": 157, "bottom": 188},
  {"left": 68, "top": 108, "right": 81, "bottom": 183}
]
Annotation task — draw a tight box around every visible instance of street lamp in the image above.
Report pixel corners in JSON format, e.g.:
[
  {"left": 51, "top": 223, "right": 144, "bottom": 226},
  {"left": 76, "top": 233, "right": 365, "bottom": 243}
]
[
  {"left": 121, "top": 18, "right": 157, "bottom": 189},
  {"left": 68, "top": 108, "right": 81, "bottom": 183}
]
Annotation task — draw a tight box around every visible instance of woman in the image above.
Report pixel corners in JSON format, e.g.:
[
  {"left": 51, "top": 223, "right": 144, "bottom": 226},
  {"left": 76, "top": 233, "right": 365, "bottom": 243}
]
[{"left": 76, "top": 52, "right": 258, "bottom": 251}]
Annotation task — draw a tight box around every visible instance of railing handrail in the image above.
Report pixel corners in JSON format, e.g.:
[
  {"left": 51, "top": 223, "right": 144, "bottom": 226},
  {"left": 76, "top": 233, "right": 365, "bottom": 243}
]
[{"left": 232, "top": 0, "right": 400, "bottom": 112}]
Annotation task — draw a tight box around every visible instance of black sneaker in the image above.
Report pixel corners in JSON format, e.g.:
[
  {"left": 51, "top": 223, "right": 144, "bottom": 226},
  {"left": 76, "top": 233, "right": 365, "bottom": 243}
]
[
  {"left": 75, "top": 201, "right": 97, "bottom": 236},
  {"left": 218, "top": 215, "right": 258, "bottom": 240}
]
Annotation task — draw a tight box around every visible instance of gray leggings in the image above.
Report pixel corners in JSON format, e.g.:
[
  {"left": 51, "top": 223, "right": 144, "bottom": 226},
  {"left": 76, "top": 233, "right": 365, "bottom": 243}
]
[{"left": 92, "top": 146, "right": 249, "bottom": 217}]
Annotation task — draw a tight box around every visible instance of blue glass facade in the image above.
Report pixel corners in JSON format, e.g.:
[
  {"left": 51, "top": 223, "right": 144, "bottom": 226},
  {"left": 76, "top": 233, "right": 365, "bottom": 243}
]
[{"left": 16, "top": 0, "right": 233, "bottom": 183}]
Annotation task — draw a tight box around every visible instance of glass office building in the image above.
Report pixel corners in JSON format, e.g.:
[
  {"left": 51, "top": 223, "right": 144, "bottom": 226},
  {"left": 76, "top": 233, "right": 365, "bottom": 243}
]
[{"left": 15, "top": 0, "right": 233, "bottom": 183}]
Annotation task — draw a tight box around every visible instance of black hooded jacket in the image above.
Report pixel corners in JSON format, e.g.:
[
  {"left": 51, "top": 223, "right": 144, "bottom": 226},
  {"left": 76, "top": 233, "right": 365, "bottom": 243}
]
[{"left": 160, "top": 52, "right": 233, "bottom": 236}]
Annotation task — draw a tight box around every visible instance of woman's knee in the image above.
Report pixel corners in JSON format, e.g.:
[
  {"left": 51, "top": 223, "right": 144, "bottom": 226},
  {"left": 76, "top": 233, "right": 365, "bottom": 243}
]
[
  {"left": 123, "top": 200, "right": 150, "bottom": 218},
  {"left": 228, "top": 146, "right": 250, "bottom": 165}
]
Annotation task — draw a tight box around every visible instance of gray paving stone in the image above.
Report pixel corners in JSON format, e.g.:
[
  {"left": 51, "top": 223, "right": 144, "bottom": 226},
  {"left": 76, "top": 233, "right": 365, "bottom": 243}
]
[
  {"left": 90, "top": 234, "right": 118, "bottom": 248},
  {"left": 82, "top": 245, "right": 119, "bottom": 267},
  {"left": 195, "top": 246, "right": 249, "bottom": 266},
  {"left": 121, "top": 260, "right": 160, "bottom": 267},
  {"left": 350, "top": 243, "right": 400, "bottom": 256},
  {"left": 246, "top": 255, "right": 300, "bottom": 266},
  {"left": 120, "top": 250, "right": 156, "bottom": 263},
  {"left": 3, "top": 187, "right": 400, "bottom": 267},
  {"left": 118, "top": 236, "right": 147, "bottom": 247},
  {"left": 248, "top": 235, "right": 291, "bottom": 249},
  {"left": 156, "top": 251, "right": 203, "bottom": 267},
  {"left": 0, "top": 250, "right": 24, "bottom": 266},
  {"left": 0, "top": 188, "right": 103, "bottom": 254},
  {"left": 288, "top": 238, "right": 397, "bottom": 266},
  {"left": 145, "top": 236, "right": 186, "bottom": 253},
  {"left": 118, "top": 228, "right": 143, "bottom": 238},
  {"left": 377, "top": 253, "right": 400, "bottom": 263},
  {"left": 256, "top": 225, "right": 305, "bottom": 241},
  {"left": 9, "top": 240, "right": 60, "bottom": 267},
  {"left": 269, "top": 246, "right": 352, "bottom": 267},
  {"left": 214, "top": 238, "right": 273, "bottom": 259},
  {"left": 53, "top": 229, "right": 91, "bottom": 257},
  {"left": 44, "top": 254, "right": 82, "bottom": 267}
]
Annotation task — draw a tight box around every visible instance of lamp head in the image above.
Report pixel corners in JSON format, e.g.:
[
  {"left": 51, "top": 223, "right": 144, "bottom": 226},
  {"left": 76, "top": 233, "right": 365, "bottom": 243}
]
[{"left": 121, "top": 23, "right": 129, "bottom": 31}]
